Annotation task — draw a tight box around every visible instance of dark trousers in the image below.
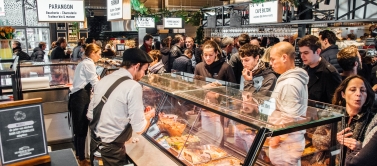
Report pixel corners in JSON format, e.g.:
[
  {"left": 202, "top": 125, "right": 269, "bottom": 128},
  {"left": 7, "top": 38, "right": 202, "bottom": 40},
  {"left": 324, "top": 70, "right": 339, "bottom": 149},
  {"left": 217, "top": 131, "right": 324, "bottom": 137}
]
[
  {"left": 69, "top": 89, "right": 91, "bottom": 161},
  {"left": 74, "top": 135, "right": 87, "bottom": 160},
  {"left": 90, "top": 138, "right": 131, "bottom": 166}
]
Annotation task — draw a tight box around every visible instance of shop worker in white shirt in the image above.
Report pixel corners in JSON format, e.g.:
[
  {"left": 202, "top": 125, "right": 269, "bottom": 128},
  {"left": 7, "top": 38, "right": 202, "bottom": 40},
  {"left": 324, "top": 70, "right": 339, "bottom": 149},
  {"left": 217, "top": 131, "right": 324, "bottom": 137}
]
[
  {"left": 68, "top": 44, "right": 101, "bottom": 166},
  {"left": 87, "top": 48, "right": 156, "bottom": 166}
]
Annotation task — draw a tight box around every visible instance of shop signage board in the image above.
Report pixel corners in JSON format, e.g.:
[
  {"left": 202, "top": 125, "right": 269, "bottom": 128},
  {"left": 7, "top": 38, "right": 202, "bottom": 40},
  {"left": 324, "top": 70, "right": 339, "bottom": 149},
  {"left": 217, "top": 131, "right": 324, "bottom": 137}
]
[
  {"left": 164, "top": 18, "right": 183, "bottom": 29},
  {"left": 135, "top": 17, "right": 155, "bottom": 28},
  {"left": 0, "top": 104, "right": 48, "bottom": 165},
  {"left": 107, "top": 0, "right": 131, "bottom": 21},
  {"left": 36, "top": 0, "right": 85, "bottom": 22},
  {"left": 249, "top": 1, "right": 282, "bottom": 24},
  {"left": 0, "top": 0, "right": 5, "bottom": 16}
]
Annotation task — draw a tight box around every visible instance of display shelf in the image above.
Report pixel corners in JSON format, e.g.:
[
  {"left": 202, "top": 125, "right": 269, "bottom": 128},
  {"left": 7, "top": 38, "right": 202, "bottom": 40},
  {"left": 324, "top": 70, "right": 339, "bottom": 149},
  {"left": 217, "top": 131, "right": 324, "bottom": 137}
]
[{"left": 140, "top": 72, "right": 344, "bottom": 166}]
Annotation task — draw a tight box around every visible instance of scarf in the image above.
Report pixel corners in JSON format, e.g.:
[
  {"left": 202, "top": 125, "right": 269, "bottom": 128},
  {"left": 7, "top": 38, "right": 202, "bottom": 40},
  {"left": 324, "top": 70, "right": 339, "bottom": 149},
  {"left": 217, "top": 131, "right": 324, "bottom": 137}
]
[
  {"left": 149, "top": 61, "right": 165, "bottom": 74},
  {"left": 363, "top": 113, "right": 377, "bottom": 147},
  {"left": 252, "top": 60, "right": 266, "bottom": 76},
  {"left": 144, "top": 44, "right": 151, "bottom": 53}
]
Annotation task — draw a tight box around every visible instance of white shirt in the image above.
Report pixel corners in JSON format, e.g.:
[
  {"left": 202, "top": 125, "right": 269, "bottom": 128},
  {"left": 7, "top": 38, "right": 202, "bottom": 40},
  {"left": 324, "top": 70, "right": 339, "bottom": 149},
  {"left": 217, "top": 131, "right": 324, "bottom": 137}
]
[
  {"left": 87, "top": 68, "right": 147, "bottom": 143},
  {"left": 70, "top": 58, "right": 99, "bottom": 94}
]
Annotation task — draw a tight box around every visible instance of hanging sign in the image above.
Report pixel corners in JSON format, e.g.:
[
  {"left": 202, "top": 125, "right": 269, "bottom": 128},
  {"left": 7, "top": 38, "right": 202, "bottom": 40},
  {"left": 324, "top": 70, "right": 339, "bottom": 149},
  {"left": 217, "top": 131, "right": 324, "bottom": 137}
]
[
  {"left": 164, "top": 18, "right": 183, "bottom": 29},
  {"left": 0, "top": 0, "right": 5, "bottom": 16},
  {"left": 107, "top": 0, "right": 131, "bottom": 21},
  {"left": 36, "top": 0, "right": 85, "bottom": 22},
  {"left": 0, "top": 104, "right": 48, "bottom": 165},
  {"left": 136, "top": 17, "right": 155, "bottom": 28},
  {"left": 249, "top": 1, "right": 282, "bottom": 24}
]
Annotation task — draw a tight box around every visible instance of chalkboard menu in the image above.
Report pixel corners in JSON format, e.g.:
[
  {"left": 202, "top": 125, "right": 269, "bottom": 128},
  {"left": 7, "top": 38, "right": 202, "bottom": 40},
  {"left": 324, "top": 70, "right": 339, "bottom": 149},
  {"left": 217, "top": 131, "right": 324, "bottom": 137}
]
[
  {"left": 0, "top": 104, "right": 48, "bottom": 165},
  {"left": 294, "top": 38, "right": 303, "bottom": 67}
]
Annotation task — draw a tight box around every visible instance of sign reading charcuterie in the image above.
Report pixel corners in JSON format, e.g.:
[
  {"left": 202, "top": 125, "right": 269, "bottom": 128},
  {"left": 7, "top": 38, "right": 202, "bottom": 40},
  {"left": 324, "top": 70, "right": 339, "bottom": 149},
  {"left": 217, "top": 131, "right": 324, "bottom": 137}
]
[
  {"left": 164, "top": 18, "right": 183, "bottom": 29},
  {"left": 249, "top": 1, "right": 282, "bottom": 24},
  {"left": 107, "top": 0, "right": 131, "bottom": 21},
  {"left": 36, "top": 0, "right": 85, "bottom": 22}
]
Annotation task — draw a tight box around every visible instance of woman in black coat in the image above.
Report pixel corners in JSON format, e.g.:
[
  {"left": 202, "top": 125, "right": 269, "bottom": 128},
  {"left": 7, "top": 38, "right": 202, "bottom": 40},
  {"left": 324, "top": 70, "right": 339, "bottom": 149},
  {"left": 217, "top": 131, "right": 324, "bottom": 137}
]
[
  {"left": 194, "top": 40, "right": 236, "bottom": 83},
  {"left": 346, "top": 114, "right": 377, "bottom": 166}
]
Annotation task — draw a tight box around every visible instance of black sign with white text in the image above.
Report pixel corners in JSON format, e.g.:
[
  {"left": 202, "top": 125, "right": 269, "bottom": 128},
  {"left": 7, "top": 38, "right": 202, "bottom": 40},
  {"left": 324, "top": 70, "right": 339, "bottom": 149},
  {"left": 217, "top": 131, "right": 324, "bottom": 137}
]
[
  {"left": 294, "top": 38, "right": 303, "bottom": 67},
  {"left": 0, "top": 104, "right": 48, "bottom": 165}
]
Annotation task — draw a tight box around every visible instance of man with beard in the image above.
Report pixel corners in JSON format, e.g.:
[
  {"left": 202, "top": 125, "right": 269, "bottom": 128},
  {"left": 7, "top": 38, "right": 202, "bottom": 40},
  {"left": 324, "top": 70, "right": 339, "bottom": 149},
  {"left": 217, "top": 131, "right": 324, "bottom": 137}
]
[
  {"left": 51, "top": 37, "right": 70, "bottom": 59},
  {"left": 87, "top": 48, "right": 156, "bottom": 165},
  {"left": 168, "top": 35, "right": 184, "bottom": 72}
]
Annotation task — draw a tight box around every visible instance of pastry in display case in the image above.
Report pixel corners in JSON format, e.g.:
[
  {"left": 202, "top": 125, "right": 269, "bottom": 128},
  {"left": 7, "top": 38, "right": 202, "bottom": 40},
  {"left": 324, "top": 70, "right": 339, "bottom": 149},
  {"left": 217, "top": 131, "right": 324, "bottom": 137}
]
[{"left": 139, "top": 72, "right": 345, "bottom": 166}]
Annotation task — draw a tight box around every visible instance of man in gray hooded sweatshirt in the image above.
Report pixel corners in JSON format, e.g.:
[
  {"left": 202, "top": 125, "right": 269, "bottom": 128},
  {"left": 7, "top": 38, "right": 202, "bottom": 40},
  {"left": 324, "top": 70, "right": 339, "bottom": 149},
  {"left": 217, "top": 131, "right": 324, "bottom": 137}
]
[{"left": 268, "top": 42, "right": 309, "bottom": 165}]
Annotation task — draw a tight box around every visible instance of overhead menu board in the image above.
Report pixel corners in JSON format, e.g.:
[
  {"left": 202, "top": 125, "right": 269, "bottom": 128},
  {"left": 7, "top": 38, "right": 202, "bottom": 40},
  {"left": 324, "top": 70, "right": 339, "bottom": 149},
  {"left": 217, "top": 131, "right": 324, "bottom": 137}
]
[
  {"left": 164, "top": 18, "right": 183, "bottom": 29},
  {"left": 249, "top": 1, "right": 282, "bottom": 24},
  {"left": 107, "top": 0, "right": 131, "bottom": 21},
  {"left": 0, "top": 104, "right": 48, "bottom": 165},
  {"left": 135, "top": 17, "right": 155, "bottom": 28},
  {"left": 36, "top": 0, "right": 85, "bottom": 22}
]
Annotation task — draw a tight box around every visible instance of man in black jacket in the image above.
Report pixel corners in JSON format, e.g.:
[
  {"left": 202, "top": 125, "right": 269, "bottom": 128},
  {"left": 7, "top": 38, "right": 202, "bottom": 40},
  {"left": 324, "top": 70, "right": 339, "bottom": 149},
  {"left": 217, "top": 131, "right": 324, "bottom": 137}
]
[
  {"left": 12, "top": 41, "right": 30, "bottom": 61},
  {"left": 172, "top": 49, "right": 193, "bottom": 73},
  {"left": 168, "top": 35, "right": 184, "bottom": 72},
  {"left": 161, "top": 38, "right": 170, "bottom": 71},
  {"left": 319, "top": 30, "right": 343, "bottom": 73},
  {"left": 299, "top": 35, "right": 341, "bottom": 104},
  {"left": 139, "top": 34, "right": 153, "bottom": 53},
  {"left": 229, "top": 34, "right": 251, "bottom": 84},
  {"left": 51, "top": 37, "right": 70, "bottom": 60},
  {"left": 31, "top": 42, "right": 46, "bottom": 62}
]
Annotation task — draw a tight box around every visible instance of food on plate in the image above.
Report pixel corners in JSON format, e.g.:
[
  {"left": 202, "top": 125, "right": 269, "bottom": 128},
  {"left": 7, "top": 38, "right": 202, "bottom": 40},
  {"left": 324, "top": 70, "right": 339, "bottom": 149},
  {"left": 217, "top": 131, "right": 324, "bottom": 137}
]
[
  {"left": 157, "top": 115, "right": 187, "bottom": 136},
  {"left": 195, "top": 156, "right": 242, "bottom": 166},
  {"left": 302, "top": 146, "right": 317, "bottom": 156},
  {"left": 182, "top": 145, "right": 228, "bottom": 164},
  {"left": 158, "top": 135, "right": 200, "bottom": 150}
]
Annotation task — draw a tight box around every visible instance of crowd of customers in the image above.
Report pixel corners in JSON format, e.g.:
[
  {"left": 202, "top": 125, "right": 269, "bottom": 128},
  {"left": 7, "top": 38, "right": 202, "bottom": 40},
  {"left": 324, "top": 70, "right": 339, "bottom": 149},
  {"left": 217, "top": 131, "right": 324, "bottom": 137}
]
[
  {"left": 132, "top": 31, "right": 377, "bottom": 166},
  {"left": 15, "top": 29, "right": 377, "bottom": 166}
]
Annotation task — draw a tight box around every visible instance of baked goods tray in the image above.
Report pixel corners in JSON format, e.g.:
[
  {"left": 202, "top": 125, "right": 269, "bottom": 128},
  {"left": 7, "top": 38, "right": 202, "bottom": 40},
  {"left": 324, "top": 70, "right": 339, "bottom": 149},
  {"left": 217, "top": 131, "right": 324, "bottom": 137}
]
[{"left": 180, "top": 144, "right": 231, "bottom": 165}]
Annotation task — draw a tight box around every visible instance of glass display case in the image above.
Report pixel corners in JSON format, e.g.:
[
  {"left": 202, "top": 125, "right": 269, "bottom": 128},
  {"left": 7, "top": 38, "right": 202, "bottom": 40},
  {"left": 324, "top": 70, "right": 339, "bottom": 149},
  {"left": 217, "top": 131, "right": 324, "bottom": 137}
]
[
  {"left": 140, "top": 72, "right": 344, "bottom": 166},
  {"left": 19, "top": 61, "right": 78, "bottom": 86}
]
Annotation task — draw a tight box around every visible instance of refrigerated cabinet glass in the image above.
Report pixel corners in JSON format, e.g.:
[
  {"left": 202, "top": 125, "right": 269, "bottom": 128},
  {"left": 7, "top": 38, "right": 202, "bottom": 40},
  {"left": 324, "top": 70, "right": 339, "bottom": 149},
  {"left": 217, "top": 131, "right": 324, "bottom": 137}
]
[{"left": 140, "top": 73, "right": 344, "bottom": 166}]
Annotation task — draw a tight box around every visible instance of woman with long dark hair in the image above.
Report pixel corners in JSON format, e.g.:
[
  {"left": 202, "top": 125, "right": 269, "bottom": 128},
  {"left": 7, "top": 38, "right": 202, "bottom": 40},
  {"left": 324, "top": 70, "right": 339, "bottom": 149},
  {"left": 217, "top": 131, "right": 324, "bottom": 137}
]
[{"left": 312, "top": 75, "right": 375, "bottom": 165}]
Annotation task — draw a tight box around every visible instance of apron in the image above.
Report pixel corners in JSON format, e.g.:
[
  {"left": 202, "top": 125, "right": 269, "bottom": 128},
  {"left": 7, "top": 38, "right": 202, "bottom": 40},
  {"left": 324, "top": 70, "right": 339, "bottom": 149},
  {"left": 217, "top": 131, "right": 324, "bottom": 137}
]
[
  {"left": 88, "top": 76, "right": 132, "bottom": 166},
  {"left": 68, "top": 83, "right": 92, "bottom": 136}
]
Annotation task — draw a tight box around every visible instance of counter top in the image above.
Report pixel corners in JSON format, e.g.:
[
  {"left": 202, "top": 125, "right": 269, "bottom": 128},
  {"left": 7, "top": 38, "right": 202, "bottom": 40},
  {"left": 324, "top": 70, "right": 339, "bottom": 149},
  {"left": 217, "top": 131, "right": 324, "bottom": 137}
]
[
  {"left": 22, "top": 85, "right": 70, "bottom": 93},
  {"left": 125, "top": 134, "right": 179, "bottom": 166}
]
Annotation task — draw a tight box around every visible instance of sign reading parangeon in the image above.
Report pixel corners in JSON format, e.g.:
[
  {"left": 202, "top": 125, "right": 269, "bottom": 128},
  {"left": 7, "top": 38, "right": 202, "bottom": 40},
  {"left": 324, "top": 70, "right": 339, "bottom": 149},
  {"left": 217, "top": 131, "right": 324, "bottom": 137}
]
[{"left": 36, "top": 0, "right": 85, "bottom": 22}]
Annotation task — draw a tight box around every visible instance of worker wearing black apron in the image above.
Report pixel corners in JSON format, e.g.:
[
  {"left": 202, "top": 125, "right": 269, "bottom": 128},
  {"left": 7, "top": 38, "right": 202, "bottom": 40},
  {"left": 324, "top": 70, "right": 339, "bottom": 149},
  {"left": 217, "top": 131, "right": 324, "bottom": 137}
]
[
  {"left": 87, "top": 48, "right": 156, "bottom": 166},
  {"left": 69, "top": 44, "right": 102, "bottom": 166}
]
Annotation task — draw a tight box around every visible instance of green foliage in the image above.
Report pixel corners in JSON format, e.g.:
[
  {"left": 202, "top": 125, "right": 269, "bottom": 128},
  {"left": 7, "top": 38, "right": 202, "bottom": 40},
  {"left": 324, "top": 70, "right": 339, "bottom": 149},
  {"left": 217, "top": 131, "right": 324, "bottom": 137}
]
[
  {"left": 195, "top": 26, "right": 204, "bottom": 45},
  {"left": 131, "top": 0, "right": 203, "bottom": 26}
]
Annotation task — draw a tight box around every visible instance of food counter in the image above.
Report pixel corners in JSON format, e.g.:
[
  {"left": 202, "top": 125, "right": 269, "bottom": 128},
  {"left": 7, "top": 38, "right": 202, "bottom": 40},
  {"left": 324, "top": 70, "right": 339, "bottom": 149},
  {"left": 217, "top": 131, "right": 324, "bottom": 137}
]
[{"left": 136, "top": 72, "right": 344, "bottom": 166}]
